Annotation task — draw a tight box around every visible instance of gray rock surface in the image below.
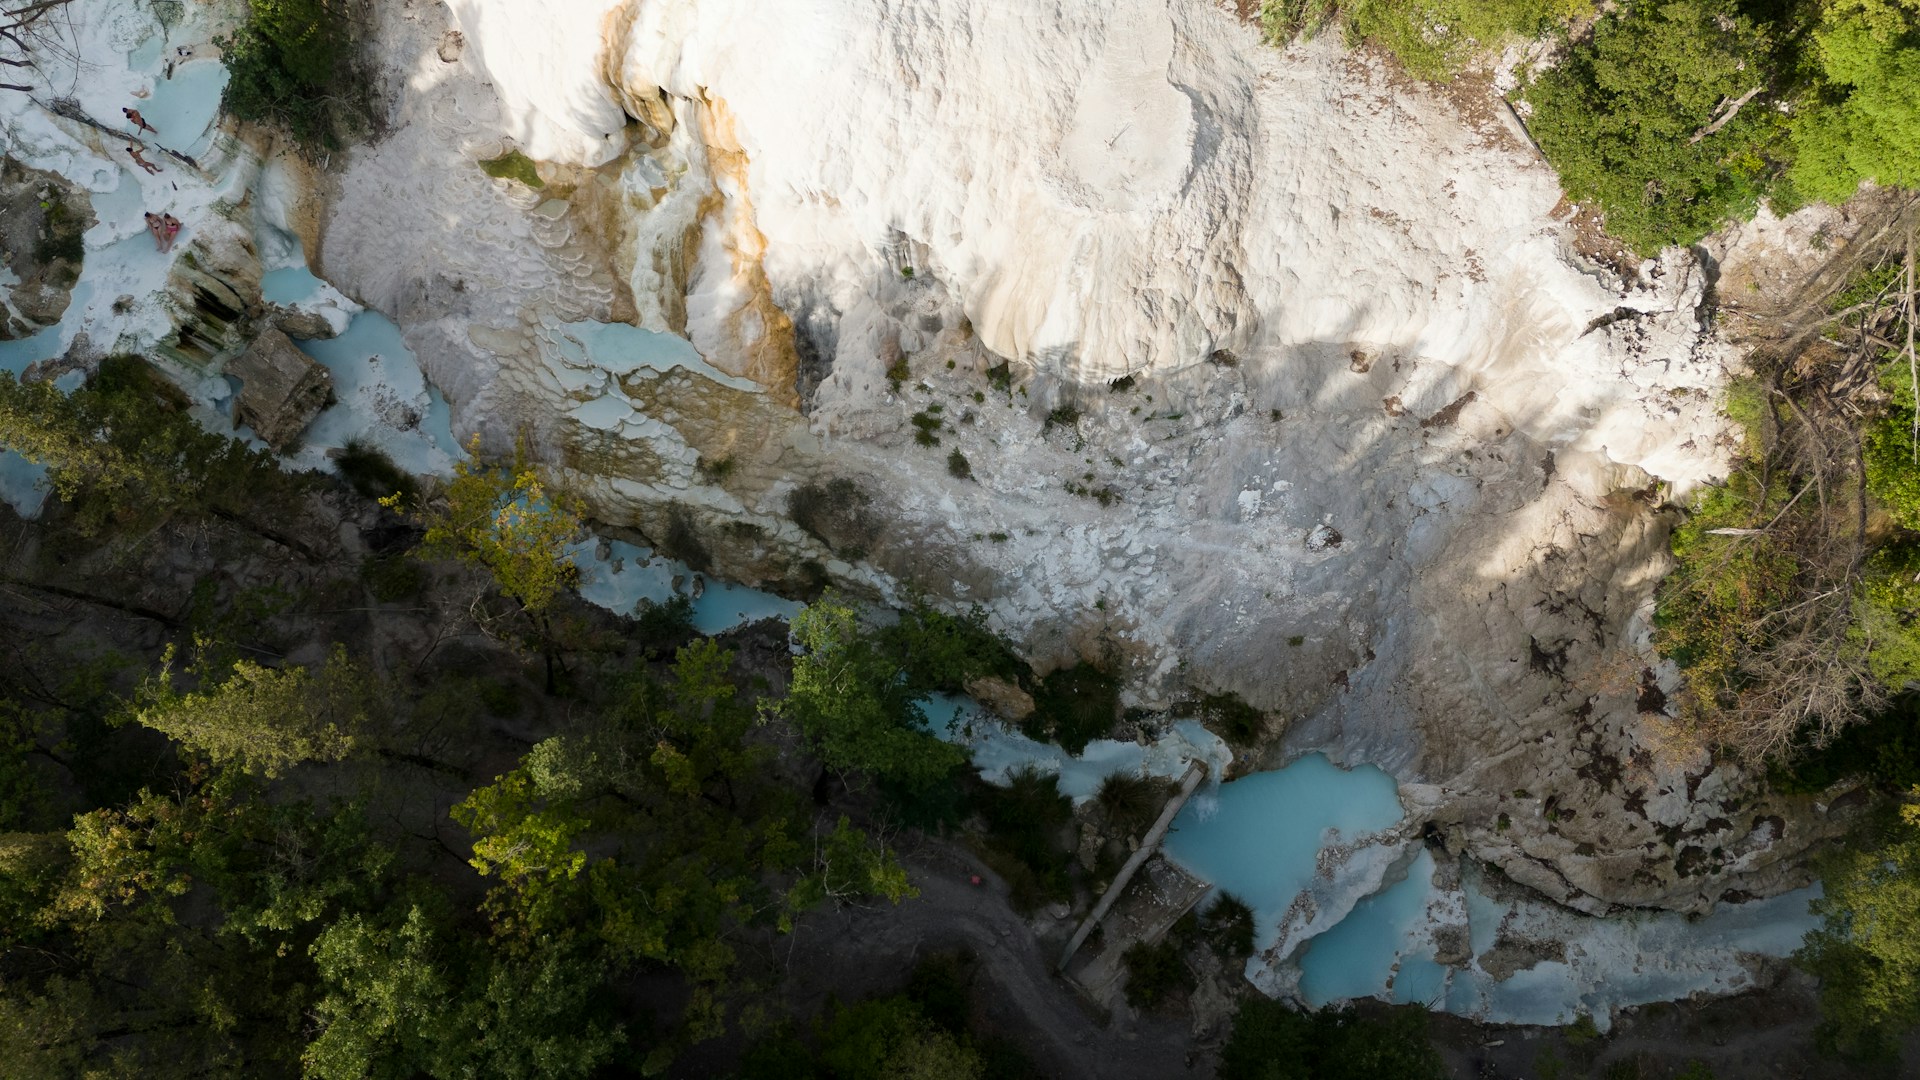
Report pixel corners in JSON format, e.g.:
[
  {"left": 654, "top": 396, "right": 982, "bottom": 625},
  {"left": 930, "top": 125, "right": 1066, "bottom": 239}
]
[{"left": 229, "top": 328, "right": 333, "bottom": 449}]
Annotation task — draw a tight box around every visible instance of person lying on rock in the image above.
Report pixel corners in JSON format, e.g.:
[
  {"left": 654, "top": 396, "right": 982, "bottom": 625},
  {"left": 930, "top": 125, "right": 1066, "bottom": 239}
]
[
  {"left": 122, "top": 107, "right": 157, "bottom": 135},
  {"left": 161, "top": 214, "right": 181, "bottom": 253},
  {"left": 144, "top": 212, "right": 166, "bottom": 251},
  {"left": 127, "top": 145, "right": 160, "bottom": 175}
]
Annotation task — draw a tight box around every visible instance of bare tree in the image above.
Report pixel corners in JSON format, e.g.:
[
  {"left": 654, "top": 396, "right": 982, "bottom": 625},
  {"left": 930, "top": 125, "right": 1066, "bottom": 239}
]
[
  {"left": 1658, "top": 199, "right": 1920, "bottom": 765},
  {"left": 1, "top": 0, "right": 79, "bottom": 93}
]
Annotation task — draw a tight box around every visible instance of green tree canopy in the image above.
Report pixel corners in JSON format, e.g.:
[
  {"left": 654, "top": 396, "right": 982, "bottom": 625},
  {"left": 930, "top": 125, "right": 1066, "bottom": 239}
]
[
  {"left": 779, "top": 597, "right": 966, "bottom": 794},
  {"left": 406, "top": 437, "right": 582, "bottom": 617},
  {"left": 130, "top": 643, "right": 369, "bottom": 778},
  {"left": 1217, "top": 998, "right": 1446, "bottom": 1080},
  {"left": 0, "top": 359, "right": 294, "bottom": 536},
  {"left": 1789, "top": 0, "right": 1920, "bottom": 203},
  {"left": 1525, "top": 0, "right": 1782, "bottom": 254},
  {"left": 1800, "top": 800, "right": 1920, "bottom": 1062}
]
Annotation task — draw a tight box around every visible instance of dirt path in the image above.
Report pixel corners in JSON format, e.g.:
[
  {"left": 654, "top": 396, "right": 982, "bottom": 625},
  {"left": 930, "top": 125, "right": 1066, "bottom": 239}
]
[{"left": 772, "top": 838, "right": 1203, "bottom": 1080}]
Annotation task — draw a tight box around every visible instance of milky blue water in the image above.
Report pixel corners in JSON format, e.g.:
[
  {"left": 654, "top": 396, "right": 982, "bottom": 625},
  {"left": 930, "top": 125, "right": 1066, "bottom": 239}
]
[
  {"left": 570, "top": 537, "right": 803, "bottom": 634},
  {"left": 1161, "top": 755, "right": 1405, "bottom": 952},
  {"left": 0, "top": 453, "right": 49, "bottom": 518},
  {"left": 289, "top": 311, "right": 461, "bottom": 476},
  {"left": 1298, "top": 847, "right": 1446, "bottom": 1007},
  {"left": 141, "top": 60, "right": 229, "bottom": 158},
  {"left": 261, "top": 266, "right": 328, "bottom": 306},
  {"left": 922, "top": 693, "right": 1226, "bottom": 802},
  {"left": 558, "top": 319, "right": 759, "bottom": 392}
]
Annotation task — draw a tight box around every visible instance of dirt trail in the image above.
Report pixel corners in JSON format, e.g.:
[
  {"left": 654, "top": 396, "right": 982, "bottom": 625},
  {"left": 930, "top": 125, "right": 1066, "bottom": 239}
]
[{"left": 774, "top": 839, "right": 1203, "bottom": 1080}]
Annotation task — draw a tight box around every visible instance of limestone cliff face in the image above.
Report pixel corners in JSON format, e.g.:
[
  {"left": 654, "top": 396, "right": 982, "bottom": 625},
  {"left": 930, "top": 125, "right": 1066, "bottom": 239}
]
[{"left": 320, "top": 0, "right": 1865, "bottom": 912}]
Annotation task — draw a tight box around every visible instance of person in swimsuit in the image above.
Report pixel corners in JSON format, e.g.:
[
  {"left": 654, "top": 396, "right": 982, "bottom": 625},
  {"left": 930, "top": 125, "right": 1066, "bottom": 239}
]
[
  {"left": 127, "top": 145, "right": 161, "bottom": 175},
  {"left": 144, "top": 212, "right": 166, "bottom": 251},
  {"left": 161, "top": 214, "right": 181, "bottom": 253},
  {"left": 122, "top": 107, "right": 157, "bottom": 135}
]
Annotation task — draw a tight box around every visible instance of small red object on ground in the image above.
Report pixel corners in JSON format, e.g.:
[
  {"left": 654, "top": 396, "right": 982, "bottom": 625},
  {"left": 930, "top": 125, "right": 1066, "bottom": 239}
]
[{"left": 969, "top": 875, "right": 982, "bottom": 886}]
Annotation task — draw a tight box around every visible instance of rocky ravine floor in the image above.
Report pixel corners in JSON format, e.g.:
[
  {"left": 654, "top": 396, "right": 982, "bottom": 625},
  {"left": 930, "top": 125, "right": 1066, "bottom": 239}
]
[{"left": 297, "top": 0, "right": 1894, "bottom": 919}]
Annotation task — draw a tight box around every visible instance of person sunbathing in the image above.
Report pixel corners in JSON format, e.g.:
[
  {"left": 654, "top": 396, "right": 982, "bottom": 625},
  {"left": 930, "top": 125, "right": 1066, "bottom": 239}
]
[
  {"left": 127, "top": 145, "right": 160, "bottom": 175},
  {"left": 144, "top": 212, "right": 166, "bottom": 251},
  {"left": 161, "top": 214, "right": 182, "bottom": 253},
  {"left": 122, "top": 107, "right": 157, "bottom": 135}
]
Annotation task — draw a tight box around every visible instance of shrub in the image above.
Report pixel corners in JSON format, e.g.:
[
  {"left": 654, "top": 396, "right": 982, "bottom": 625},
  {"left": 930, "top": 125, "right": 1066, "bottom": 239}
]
[
  {"left": 947, "top": 448, "right": 972, "bottom": 480},
  {"left": 1799, "top": 805, "right": 1920, "bottom": 1064},
  {"left": 32, "top": 194, "right": 84, "bottom": 269},
  {"left": 788, "top": 477, "right": 881, "bottom": 554},
  {"left": 877, "top": 602, "right": 1026, "bottom": 696},
  {"left": 1094, "top": 771, "right": 1173, "bottom": 838},
  {"left": 361, "top": 554, "right": 424, "bottom": 602},
  {"left": 1197, "top": 691, "right": 1267, "bottom": 746},
  {"left": 1259, "top": 0, "right": 1339, "bottom": 45},
  {"left": 1200, "top": 891, "right": 1257, "bottom": 959},
  {"left": 1865, "top": 409, "right": 1920, "bottom": 530},
  {"left": 630, "top": 594, "right": 695, "bottom": 658},
  {"left": 911, "top": 410, "right": 942, "bottom": 447},
  {"left": 1787, "top": 1, "right": 1920, "bottom": 204},
  {"left": 335, "top": 439, "right": 418, "bottom": 503},
  {"left": 974, "top": 766, "right": 1073, "bottom": 912},
  {"left": 0, "top": 356, "right": 303, "bottom": 537},
  {"left": 1120, "top": 938, "right": 1193, "bottom": 1010},
  {"left": 1024, "top": 665, "right": 1120, "bottom": 754},
  {"left": 220, "top": 0, "right": 368, "bottom": 151},
  {"left": 1524, "top": 1, "right": 1783, "bottom": 254},
  {"left": 1345, "top": 0, "right": 1591, "bottom": 80},
  {"left": 817, "top": 997, "right": 984, "bottom": 1080},
  {"left": 1218, "top": 999, "right": 1446, "bottom": 1080}
]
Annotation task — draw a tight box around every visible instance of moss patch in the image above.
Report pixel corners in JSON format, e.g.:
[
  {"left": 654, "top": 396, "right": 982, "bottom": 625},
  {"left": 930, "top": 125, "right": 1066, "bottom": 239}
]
[{"left": 478, "top": 150, "right": 545, "bottom": 189}]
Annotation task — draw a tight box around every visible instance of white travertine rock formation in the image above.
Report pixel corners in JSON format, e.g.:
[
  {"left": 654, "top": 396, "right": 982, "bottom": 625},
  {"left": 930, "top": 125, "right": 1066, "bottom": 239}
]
[{"left": 316, "top": 0, "right": 1869, "bottom": 919}]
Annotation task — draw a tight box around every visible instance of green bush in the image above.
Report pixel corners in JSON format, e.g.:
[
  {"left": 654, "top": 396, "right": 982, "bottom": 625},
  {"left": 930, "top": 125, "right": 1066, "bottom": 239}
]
[
  {"left": 1799, "top": 806, "right": 1920, "bottom": 1064},
  {"left": 1787, "top": 0, "right": 1920, "bottom": 204},
  {"left": 1200, "top": 891, "right": 1257, "bottom": 960},
  {"left": 1345, "top": 0, "right": 1590, "bottom": 80},
  {"left": 335, "top": 439, "right": 417, "bottom": 503},
  {"left": 477, "top": 150, "right": 544, "bottom": 189},
  {"left": 1024, "top": 665, "right": 1120, "bottom": 755},
  {"left": 1259, "top": 0, "right": 1339, "bottom": 45},
  {"left": 817, "top": 997, "right": 984, "bottom": 1080},
  {"left": 974, "top": 766, "right": 1073, "bottom": 913},
  {"left": 361, "top": 554, "right": 424, "bottom": 603},
  {"left": 220, "top": 0, "right": 366, "bottom": 150},
  {"left": 1094, "top": 771, "right": 1172, "bottom": 838},
  {"left": 32, "top": 194, "right": 85, "bottom": 270},
  {"left": 877, "top": 601, "right": 1027, "bottom": 696},
  {"left": 946, "top": 448, "right": 972, "bottom": 480},
  {"left": 630, "top": 595, "right": 695, "bottom": 659},
  {"left": 1218, "top": 999, "right": 1446, "bottom": 1080},
  {"left": 1524, "top": 1, "right": 1783, "bottom": 254},
  {"left": 1866, "top": 409, "right": 1920, "bottom": 530},
  {"left": 1120, "top": 937, "right": 1193, "bottom": 1010},
  {"left": 0, "top": 356, "right": 304, "bottom": 537},
  {"left": 1196, "top": 691, "right": 1267, "bottom": 746}
]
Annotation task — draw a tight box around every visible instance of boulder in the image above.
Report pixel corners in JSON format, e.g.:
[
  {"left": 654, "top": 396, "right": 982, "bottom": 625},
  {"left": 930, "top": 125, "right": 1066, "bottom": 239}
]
[
  {"left": 964, "top": 675, "right": 1035, "bottom": 723},
  {"left": 269, "top": 303, "right": 342, "bottom": 340},
  {"left": 228, "top": 328, "right": 333, "bottom": 449}
]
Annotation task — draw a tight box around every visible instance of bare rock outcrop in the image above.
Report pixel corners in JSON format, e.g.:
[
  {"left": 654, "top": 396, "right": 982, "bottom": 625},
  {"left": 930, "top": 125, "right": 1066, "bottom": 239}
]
[
  {"left": 229, "top": 328, "right": 333, "bottom": 449},
  {"left": 325, "top": 0, "right": 1863, "bottom": 917},
  {"left": 0, "top": 158, "right": 91, "bottom": 342}
]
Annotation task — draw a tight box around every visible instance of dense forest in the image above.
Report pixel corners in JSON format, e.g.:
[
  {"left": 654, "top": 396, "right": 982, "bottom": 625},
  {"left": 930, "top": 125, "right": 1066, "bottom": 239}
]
[{"left": 0, "top": 357, "right": 1452, "bottom": 1076}]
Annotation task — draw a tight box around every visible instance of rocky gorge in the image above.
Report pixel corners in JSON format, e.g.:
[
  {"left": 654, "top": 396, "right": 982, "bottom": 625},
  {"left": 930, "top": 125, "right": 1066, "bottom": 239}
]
[{"left": 3, "top": 0, "right": 1906, "bottom": 1045}]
